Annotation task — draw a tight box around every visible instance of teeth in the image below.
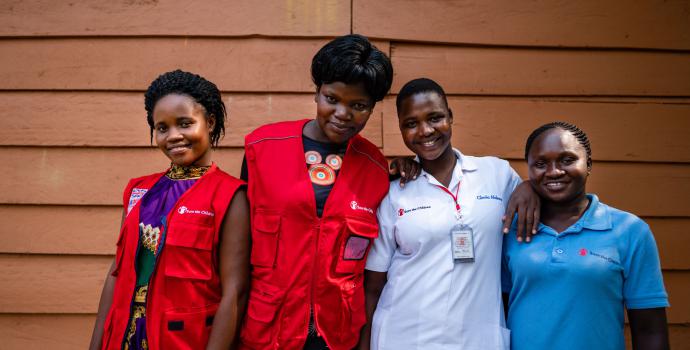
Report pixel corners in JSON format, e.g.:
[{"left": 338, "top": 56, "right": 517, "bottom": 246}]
[
  {"left": 546, "top": 182, "right": 564, "bottom": 188},
  {"left": 421, "top": 140, "right": 436, "bottom": 146}
]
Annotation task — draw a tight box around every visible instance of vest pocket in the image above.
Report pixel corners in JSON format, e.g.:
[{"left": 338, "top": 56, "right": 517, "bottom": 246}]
[
  {"left": 335, "top": 217, "right": 379, "bottom": 274},
  {"left": 160, "top": 304, "right": 219, "bottom": 350},
  {"left": 250, "top": 213, "right": 281, "bottom": 268},
  {"left": 164, "top": 222, "right": 214, "bottom": 280},
  {"left": 240, "top": 280, "right": 283, "bottom": 347}
]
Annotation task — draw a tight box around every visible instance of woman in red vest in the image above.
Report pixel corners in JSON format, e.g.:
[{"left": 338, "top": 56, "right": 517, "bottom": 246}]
[
  {"left": 89, "top": 70, "right": 250, "bottom": 350},
  {"left": 239, "top": 34, "right": 393, "bottom": 350}
]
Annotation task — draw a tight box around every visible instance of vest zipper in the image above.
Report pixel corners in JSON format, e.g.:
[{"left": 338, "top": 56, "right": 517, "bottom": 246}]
[{"left": 311, "top": 220, "right": 322, "bottom": 338}]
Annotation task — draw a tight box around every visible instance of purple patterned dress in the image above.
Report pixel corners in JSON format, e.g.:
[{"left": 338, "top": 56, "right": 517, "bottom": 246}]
[{"left": 123, "top": 165, "right": 207, "bottom": 350}]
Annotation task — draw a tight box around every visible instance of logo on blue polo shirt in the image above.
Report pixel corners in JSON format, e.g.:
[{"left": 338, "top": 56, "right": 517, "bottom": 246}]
[{"left": 579, "top": 248, "right": 620, "bottom": 264}]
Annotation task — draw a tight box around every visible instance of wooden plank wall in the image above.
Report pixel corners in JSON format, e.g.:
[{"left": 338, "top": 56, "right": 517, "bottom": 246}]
[{"left": 1, "top": 0, "right": 688, "bottom": 348}]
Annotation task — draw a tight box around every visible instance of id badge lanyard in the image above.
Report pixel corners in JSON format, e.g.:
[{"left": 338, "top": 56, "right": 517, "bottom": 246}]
[{"left": 435, "top": 181, "right": 475, "bottom": 263}]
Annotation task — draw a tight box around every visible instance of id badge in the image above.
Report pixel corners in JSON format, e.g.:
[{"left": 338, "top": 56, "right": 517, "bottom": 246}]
[{"left": 451, "top": 223, "right": 475, "bottom": 262}]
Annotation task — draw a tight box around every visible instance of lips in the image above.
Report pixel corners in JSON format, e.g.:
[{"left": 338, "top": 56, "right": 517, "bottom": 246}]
[
  {"left": 543, "top": 181, "right": 569, "bottom": 191},
  {"left": 329, "top": 121, "right": 350, "bottom": 132},
  {"left": 416, "top": 136, "right": 441, "bottom": 149},
  {"left": 167, "top": 144, "right": 191, "bottom": 155}
]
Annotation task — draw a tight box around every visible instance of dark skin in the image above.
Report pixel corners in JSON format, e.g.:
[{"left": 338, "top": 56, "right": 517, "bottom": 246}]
[
  {"left": 359, "top": 91, "right": 538, "bottom": 349},
  {"left": 206, "top": 189, "right": 250, "bottom": 350},
  {"left": 503, "top": 127, "right": 669, "bottom": 350},
  {"left": 88, "top": 212, "right": 124, "bottom": 350},
  {"left": 89, "top": 96, "right": 251, "bottom": 350}
]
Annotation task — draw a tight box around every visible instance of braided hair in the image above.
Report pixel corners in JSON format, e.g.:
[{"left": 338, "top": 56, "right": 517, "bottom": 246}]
[
  {"left": 311, "top": 34, "right": 393, "bottom": 103},
  {"left": 525, "top": 121, "right": 592, "bottom": 168},
  {"left": 144, "top": 69, "right": 226, "bottom": 146}
]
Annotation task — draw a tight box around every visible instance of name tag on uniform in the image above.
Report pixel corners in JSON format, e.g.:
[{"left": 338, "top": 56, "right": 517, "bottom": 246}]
[{"left": 451, "top": 224, "right": 475, "bottom": 262}]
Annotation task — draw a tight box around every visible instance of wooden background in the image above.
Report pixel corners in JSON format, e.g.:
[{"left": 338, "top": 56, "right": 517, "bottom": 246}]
[{"left": 0, "top": 0, "right": 689, "bottom": 348}]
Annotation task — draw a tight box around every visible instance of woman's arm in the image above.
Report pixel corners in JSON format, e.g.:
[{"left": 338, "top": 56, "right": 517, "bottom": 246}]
[
  {"left": 358, "top": 270, "right": 388, "bottom": 350},
  {"left": 628, "top": 308, "right": 670, "bottom": 350},
  {"left": 502, "top": 181, "right": 540, "bottom": 243},
  {"left": 88, "top": 209, "right": 126, "bottom": 350},
  {"left": 206, "top": 189, "right": 251, "bottom": 350},
  {"left": 88, "top": 259, "right": 118, "bottom": 350}
]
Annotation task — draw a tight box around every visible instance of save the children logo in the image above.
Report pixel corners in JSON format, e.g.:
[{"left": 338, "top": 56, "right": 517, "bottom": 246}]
[
  {"left": 177, "top": 206, "right": 215, "bottom": 217},
  {"left": 398, "top": 205, "right": 431, "bottom": 216},
  {"left": 579, "top": 247, "right": 620, "bottom": 264},
  {"left": 350, "top": 201, "right": 374, "bottom": 214}
]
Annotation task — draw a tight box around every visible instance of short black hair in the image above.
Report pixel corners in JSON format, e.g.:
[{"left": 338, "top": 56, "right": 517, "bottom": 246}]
[
  {"left": 311, "top": 34, "right": 393, "bottom": 102},
  {"left": 144, "top": 69, "right": 226, "bottom": 147},
  {"left": 525, "top": 121, "right": 592, "bottom": 168},
  {"left": 396, "top": 77, "right": 450, "bottom": 112}
]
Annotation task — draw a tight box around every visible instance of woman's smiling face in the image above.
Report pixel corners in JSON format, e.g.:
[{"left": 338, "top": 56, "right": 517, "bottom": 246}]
[
  {"left": 152, "top": 93, "right": 214, "bottom": 167},
  {"left": 397, "top": 91, "right": 453, "bottom": 162},
  {"left": 527, "top": 128, "right": 589, "bottom": 205}
]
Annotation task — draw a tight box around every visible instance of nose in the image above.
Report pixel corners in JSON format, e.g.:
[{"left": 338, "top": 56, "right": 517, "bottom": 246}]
[
  {"left": 167, "top": 126, "right": 183, "bottom": 141},
  {"left": 419, "top": 121, "right": 434, "bottom": 137},
  {"left": 545, "top": 163, "right": 565, "bottom": 177},
  {"left": 333, "top": 104, "right": 351, "bottom": 120}
]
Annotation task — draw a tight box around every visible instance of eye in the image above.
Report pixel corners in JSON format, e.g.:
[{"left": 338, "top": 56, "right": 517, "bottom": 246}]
[
  {"left": 561, "top": 156, "right": 576, "bottom": 165},
  {"left": 155, "top": 124, "right": 167, "bottom": 133},
  {"left": 179, "top": 120, "right": 192, "bottom": 128},
  {"left": 533, "top": 160, "right": 546, "bottom": 169},
  {"left": 429, "top": 115, "right": 443, "bottom": 123},
  {"left": 402, "top": 120, "right": 417, "bottom": 129},
  {"left": 352, "top": 103, "right": 369, "bottom": 112},
  {"left": 324, "top": 95, "right": 337, "bottom": 104}
]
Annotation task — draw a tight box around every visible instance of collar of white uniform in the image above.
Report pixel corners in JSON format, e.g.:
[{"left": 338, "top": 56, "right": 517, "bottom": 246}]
[{"left": 416, "top": 148, "right": 477, "bottom": 188}]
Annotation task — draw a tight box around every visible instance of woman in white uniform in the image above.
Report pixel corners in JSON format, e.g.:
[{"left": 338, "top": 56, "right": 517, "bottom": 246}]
[{"left": 361, "top": 78, "right": 530, "bottom": 350}]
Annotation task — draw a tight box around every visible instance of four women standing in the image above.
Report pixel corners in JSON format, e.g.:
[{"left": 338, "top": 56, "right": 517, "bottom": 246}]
[{"left": 90, "top": 35, "right": 670, "bottom": 350}]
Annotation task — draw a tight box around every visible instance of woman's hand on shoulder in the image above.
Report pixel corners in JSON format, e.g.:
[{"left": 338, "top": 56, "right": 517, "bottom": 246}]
[
  {"left": 502, "top": 181, "right": 540, "bottom": 243},
  {"left": 389, "top": 157, "right": 420, "bottom": 187}
]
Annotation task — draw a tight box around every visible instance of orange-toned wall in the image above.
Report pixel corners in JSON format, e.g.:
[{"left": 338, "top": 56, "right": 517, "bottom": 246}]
[{"left": 0, "top": 1, "right": 689, "bottom": 349}]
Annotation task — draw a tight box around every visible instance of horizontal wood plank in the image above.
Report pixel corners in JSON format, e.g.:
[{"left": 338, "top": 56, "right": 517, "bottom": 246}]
[
  {"left": 0, "top": 254, "right": 112, "bottom": 313},
  {"left": 0, "top": 38, "right": 331, "bottom": 92},
  {"left": 506, "top": 161, "right": 690, "bottom": 218},
  {"left": 0, "top": 205, "right": 120, "bottom": 255},
  {"left": 1, "top": 254, "right": 687, "bottom": 322},
  {"left": 648, "top": 219, "right": 690, "bottom": 271},
  {"left": 0, "top": 314, "right": 96, "bottom": 350},
  {"left": 0, "top": 91, "right": 382, "bottom": 147},
  {"left": 2, "top": 206, "right": 688, "bottom": 269},
  {"left": 354, "top": 0, "right": 690, "bottom": 50},
  {"left": 1, "top": 314, "right": 688, "bottom": 350},
  {"left": 390, "top": 44, "right": 690, "bottom": 96},
  {"left": 0, "top": 147, "right": 244, "bottom": 205},
  {"left": 0, "top": 0, "right": 349, "bottom": 37},
  {"left": 2, "top": 148, "right": 690, "bottom": 217},
  {"left": 381, "top": 97, "right": 690, "bottom": 162}
]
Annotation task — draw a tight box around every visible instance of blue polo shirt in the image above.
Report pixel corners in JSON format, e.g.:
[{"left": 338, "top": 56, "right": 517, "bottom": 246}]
[{"left": 502, "top": 194, "right": 668, "bottom": 350}]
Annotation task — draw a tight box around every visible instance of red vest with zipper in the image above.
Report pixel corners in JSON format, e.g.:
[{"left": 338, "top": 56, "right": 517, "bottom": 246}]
[
  {"left": 240, "top": 120, "right": 389, "bottom": 350},
  {"left": 101, "top": 164, "right": 243, "bottom": 350}
]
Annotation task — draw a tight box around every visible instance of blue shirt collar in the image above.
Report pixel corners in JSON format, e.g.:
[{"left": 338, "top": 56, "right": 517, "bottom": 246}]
[{"left": 536, "top": 194, "right": 612, "bottom": 236}]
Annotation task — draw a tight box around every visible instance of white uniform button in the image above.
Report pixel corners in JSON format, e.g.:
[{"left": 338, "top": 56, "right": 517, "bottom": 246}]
[{"left": 556, "top": 248, "right": 564, "bottom": 254}]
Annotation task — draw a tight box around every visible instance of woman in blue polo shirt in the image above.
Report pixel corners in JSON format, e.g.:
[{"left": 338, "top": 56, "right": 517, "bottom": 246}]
[{"left": 502, "top": 122, "right": 670, "bottom": 350}]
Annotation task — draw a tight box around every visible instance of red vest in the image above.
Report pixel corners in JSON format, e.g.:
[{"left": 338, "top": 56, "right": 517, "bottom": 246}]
[
  {"left": 101, "top": 164, "right": 244, "bottom": 350},
  {"left": 240, "top": 120, "right": 390, "bottom": 350}
]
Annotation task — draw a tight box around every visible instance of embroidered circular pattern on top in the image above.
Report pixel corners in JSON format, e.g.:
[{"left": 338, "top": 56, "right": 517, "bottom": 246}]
[
  {"left": 305, "top": 151, "right": 322, "bottom": 165},
  {"left": 309, "top": 163, "right": 336, "bottom": 185},
  {"left": 325, "top": 154, "right": 342, "bottom": 170}
]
